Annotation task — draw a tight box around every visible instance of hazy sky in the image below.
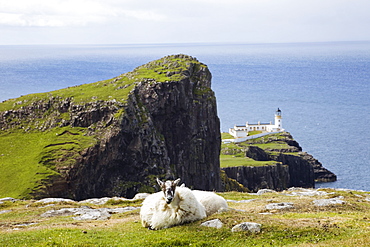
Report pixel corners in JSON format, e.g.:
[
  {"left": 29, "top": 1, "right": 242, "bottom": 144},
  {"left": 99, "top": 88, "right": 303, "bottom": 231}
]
[{"left": 1, "top": 0, "right": 369, "bottom": 45}]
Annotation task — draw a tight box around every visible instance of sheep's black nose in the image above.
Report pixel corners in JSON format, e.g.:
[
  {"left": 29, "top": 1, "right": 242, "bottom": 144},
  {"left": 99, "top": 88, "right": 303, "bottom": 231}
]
[{"left": 166, "top": 198, "right": 173, "bottom": 204}]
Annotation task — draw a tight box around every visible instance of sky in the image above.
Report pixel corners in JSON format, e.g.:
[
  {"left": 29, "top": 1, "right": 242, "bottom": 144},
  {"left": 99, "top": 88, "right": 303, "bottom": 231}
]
[{"left": 0, "top": 0, "right": 370, "bottom": 45}]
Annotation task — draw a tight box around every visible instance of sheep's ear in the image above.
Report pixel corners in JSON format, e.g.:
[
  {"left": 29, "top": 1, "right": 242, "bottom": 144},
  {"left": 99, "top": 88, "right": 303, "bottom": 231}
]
[
  {"left": 173, "top": 178, "right": 181, "bottom": 186},
  {"left": 157, "top": 178, "right": 164, "bottom": 187}
]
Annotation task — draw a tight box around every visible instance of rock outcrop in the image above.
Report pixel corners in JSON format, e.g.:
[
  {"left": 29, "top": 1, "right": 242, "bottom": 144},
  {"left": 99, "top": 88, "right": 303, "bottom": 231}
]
[
  {"left": 222, "top": 163, "right": 290, "bottom": 192},
  {"left": 299, "top": 152, "right": 337, "bottom": 182},
  {"left": 221, "top": 132, "right": 336, "bottom": 192},
  {"left": 0, "top": 54, "right": 221, "bottom": 199}
]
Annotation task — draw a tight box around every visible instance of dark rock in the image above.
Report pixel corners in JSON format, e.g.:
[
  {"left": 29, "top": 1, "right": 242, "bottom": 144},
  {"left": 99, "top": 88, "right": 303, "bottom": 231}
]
[
  {"left": 222, "top": 163, "right": 290, "bottom": 192},
  {"left": 65, "top": 56, "right": 221, "bottom": 200},
  {"left": 299, "top": 152, "right": 337, "bottom": 182},
  {"left": 220, "top": 131, "right": 333, "bottom": 192},
  {"left": 274, "top": 153, "right": 315, "bottom": 188},
  {"left": 245, "top": 146, "right": 269, "bottom": 161}
]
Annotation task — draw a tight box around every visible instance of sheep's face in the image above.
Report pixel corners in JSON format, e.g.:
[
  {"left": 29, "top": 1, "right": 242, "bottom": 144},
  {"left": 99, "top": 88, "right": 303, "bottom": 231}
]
[{"left": 157, "top": 178, "right": 181, "bottom": 204}]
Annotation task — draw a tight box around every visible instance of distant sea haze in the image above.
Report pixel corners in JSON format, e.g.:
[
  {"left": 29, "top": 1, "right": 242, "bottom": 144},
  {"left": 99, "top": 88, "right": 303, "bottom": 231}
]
[{"left": 0, "top": 41, "right": 369, "bottom": 191}]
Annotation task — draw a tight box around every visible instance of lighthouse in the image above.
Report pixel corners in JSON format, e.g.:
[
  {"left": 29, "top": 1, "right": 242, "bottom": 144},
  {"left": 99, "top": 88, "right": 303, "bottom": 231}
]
[
  {"left": 274, "top": 108, "right": 282, "bottom": 131},
  {"left": 228, "top": 108, "right": 285, "bottom": 138}
]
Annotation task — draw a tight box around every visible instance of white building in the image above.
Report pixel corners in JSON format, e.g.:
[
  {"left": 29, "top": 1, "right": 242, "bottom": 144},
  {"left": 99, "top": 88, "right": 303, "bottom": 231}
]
[{"left": 229, "top": 108, "right": 284, "bottom": 138}]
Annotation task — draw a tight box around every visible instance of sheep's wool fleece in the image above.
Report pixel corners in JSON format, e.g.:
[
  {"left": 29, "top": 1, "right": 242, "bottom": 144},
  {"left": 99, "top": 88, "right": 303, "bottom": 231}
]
[
  {"left": 192, "top": 190, "right": 228, "bottom": 216},
  {"left": 140, "top": 187, "right": 206, "bottom": 230}
]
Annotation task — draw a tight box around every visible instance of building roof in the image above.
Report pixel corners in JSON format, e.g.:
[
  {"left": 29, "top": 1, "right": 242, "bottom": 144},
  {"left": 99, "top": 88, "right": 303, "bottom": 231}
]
[{"left": 247, "top": 122, "right": 272, "bottom": 126}]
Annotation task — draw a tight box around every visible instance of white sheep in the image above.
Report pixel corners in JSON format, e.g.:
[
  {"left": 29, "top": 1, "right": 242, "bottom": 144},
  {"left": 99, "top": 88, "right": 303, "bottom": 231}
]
[
  {"left": 140, "top": 178, "right": 207, "bottom": 230},
  {"left": 191, "top": 190, "right": 228, "bottom": 216},
  {"left": 179, "top": 183, "right": 229, "bottom": 216}
]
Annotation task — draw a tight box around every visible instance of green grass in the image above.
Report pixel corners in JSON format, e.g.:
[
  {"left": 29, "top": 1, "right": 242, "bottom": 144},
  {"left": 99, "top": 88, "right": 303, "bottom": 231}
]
[
  {"left": 0, "top": 76, "right": 134, "bottom": 113},
  {"left": 248, "top": 131, "right": 263, "bottom": 136},
  {"left": 0, "top": 223, "right": 345, "bottom": 247},
  {"left": 131, "top": 54, "right": 206, "bottom": 83},
  {"left": 220, "top": 154, "right": 279, "bottom": 168},
  {"left": 0, "top": 189, "right": 369, "bottom": 246},
  {"left": 221, "top": 132, "right": 234, "bottom": 139},
  {"left": 245, "top": 132, "right": 292, "bottom": 144},
  {"left": 0, "top": 54, "right": 204, "bottom": 113},
  {"left": 0, "top": 127, "right": 96, "bottom": 199},
  {"left": 220, "top": 132, "right": 300, "bottom": 169},
  {"left": 248, "top": 142, "right": 292, "bottom": 150}
]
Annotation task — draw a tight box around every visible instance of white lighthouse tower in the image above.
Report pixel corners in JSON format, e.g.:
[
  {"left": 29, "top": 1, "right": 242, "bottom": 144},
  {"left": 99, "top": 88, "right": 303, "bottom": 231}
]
[{"left": 274, "top": 108, "right": 283, "bottom": 131}]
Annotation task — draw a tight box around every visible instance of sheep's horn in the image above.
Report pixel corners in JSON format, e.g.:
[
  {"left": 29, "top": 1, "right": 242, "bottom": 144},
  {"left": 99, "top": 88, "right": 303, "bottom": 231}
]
[
  {"left": 174, "top": 178, "right": 181, "bottom": 186},
  {"left": 156, "top": 178, "right": 164, "bottom": 187}
]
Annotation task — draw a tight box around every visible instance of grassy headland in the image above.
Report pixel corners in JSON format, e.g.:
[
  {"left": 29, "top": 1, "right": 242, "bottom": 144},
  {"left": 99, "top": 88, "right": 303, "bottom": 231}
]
[
  {"left": 0, "top": 54, "right": 204, "bottom": 199},
  {"left": 220, "top": 132, "right": 300, "bottom": 168}
]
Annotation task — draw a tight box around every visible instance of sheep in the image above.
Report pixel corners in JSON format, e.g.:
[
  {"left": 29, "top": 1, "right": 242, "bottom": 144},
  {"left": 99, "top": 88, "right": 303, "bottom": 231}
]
[
  {"left": 140, "top": 178, "right": 207, "bottom": 230},
  {"left": 179, "top": 183, "right": 229, "bottom": 216},
  {"left": 191, "top": 190, "right": 228, "bottom": 216}
]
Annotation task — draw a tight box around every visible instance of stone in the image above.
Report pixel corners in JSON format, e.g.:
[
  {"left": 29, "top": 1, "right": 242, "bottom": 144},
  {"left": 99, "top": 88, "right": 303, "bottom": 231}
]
[
  {"left": 35, "top": 198, "right": 75, "bottom": 204},
  {"left": 226, "top": 199, "right": 256, "bottom": 203},
  {"left": 78, "top": 197, "right": 112, "bottom": 205},
  {"left": 79, "top": 197, "right": 130, "bottom": 205},
  {"left": 285, "top": 188, "right": 334, "bottom": 197},
  {"left": 14, "top": 222, "right": 37, "bottom": 227},
  {"left": 0, "top": 210, "right": 12, "bottom": 214},
  {"left": 72, "top": 208, "right": 111, "bottom": 221},
  {"left": 106, "top": 207, "right": 139, "bottom": 214},
  {"left": 231, "top": 222, "right": 262, "bottom": 233},
  {"left": 200, "top": 219, "right": 223, "bottom": 229},
  {"left": 257, "top": 189, "right": 277, "bottom": 195},
  {"left": 41, "top": 208, "right": 79, "bottom": 218},
  {"left": 266, "top": 202, "right": 294, "bottom": 210},
  {"left": 41, "top": 206, "right": 139, "bottom": 220},
  {"left": 313, "top": 197, "right": 345, "bottom": 206},
  {"left": 0, "top": 197, "right": 18, "bottom": 203}
]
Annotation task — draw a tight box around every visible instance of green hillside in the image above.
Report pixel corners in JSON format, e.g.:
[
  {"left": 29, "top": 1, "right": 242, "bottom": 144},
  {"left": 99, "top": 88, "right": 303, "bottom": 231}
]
[{"left": 0, "top": 54, "right": 201, "bottom": 199}]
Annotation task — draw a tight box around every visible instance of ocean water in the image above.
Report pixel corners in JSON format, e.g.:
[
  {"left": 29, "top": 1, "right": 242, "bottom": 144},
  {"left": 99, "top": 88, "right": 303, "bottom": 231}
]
[{"left": 0, "top": 42, "right": 369, "bottom": 191}]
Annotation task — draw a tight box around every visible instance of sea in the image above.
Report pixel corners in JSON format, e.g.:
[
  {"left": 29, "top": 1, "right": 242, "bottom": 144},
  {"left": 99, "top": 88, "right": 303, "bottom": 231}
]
[{"left": 0, "top": 42, "right": 369, "bottom": 191}]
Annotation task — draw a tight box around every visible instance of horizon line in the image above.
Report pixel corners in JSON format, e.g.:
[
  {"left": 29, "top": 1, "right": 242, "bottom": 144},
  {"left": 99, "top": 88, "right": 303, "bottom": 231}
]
[{"left": 1, "top": 40, "right": 370, "bottom": 47}]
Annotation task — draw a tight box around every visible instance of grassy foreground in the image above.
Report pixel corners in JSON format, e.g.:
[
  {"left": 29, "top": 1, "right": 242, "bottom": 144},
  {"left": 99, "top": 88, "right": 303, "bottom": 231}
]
[{"left": 1, "top": 188, "right": 369, "bottom": 246}]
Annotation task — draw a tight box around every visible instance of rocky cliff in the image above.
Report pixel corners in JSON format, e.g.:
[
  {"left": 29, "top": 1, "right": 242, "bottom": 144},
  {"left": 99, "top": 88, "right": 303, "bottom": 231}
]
[
  {"left": 0, "top": 54, "right": 221, "bottom": 199},
  {"left": 221, "top": 132, "right": 336, "bottom": 192}
]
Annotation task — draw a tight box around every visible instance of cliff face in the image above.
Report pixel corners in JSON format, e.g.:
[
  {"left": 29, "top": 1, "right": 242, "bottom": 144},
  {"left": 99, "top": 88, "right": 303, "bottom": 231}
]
[
  {"left": 300, "top": 153, "right": 337, "bottom": 182},
  {"left": 221, "top": 132, "right": 336, "bottom": 192},
  {"left": 0, "top": 54, "right": 221, "bottom": 199},
  {"left": 222, "top": 163, "right": 290, "bottom": 192}
]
